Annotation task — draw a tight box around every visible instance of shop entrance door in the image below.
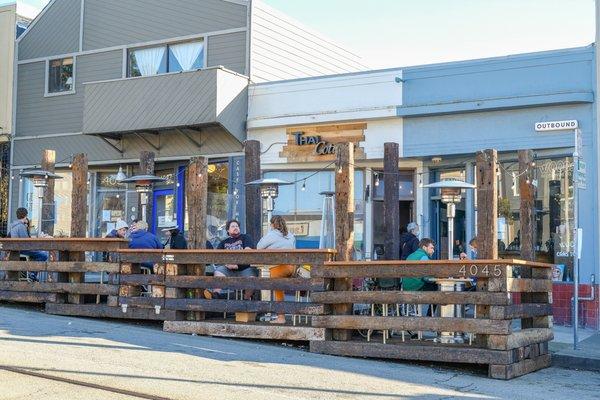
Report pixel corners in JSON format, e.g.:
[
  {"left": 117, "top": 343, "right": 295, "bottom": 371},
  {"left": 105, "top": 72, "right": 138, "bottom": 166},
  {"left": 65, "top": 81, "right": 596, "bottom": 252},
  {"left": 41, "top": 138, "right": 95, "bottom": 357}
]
[
  {"left": 372, "top": 200, "right": 413, "bottom": 260},
  {"left": 152, "top": 189, "right": 176, "bottom": 244}
]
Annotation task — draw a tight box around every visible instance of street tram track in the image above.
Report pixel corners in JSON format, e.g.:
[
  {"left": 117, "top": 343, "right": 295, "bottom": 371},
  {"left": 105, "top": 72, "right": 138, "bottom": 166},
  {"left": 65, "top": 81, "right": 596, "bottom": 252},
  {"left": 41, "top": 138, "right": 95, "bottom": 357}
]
[{"left": 0, "top": 365, "right": 173, "bottom": 400}]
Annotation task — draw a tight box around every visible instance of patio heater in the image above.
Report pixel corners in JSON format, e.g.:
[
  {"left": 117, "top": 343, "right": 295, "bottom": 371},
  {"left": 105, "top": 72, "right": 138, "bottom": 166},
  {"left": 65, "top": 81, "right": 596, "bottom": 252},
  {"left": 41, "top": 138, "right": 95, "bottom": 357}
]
[
  {"left": 319, "top": 191, "right": 336, "bottom": 249},
  {"left": 245, "top": 178, "right": 292, "bottom": 229},
  {"left": 424, "top": 179, "right": 476, "bottom": 260},
  {"left": 20, "top": 169, "right": 63, "bottom": 237},
  {"left": 118, "top": 174, "right": 166, "bottom": 223}
]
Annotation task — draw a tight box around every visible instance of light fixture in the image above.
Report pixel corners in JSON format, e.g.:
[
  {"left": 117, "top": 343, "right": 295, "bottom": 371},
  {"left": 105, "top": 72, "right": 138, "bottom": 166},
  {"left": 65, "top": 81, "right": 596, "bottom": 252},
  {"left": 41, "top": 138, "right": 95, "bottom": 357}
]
[
  {"left": 246, "top": 178, "right": 292, "bottom": 225},
  {"left": 19, "top": 169, "right": 63, "bottom": 237},
  {"left": 374, "top": 173, "right": 380, "bottom": 187},
  {"left": 119, "top": 174, "right": 167, "bottom": 222},
  {"left": 337, "top": 165, "right": 343, "bottom": 174},
  {"left": 301, "top": 181, "right": 306, "bottom": 191},
  {"left": 115, "top": 166, "right": 127, "bottom": 181}
]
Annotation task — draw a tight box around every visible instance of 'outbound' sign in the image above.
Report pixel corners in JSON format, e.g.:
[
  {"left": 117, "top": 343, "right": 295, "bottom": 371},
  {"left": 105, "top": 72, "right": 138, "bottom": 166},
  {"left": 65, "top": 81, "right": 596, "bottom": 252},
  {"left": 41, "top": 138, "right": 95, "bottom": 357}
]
[{"left": 535, "top": 120, "right": 578, "bottom": 132}]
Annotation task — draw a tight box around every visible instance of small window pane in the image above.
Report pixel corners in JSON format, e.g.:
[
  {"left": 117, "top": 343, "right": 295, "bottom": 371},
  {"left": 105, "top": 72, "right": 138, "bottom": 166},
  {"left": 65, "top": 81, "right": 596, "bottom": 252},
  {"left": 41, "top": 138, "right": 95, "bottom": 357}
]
[
  {"left": 48, "top": 57, "right": 73, "bottom": 93},
  {"left": 128, "top": 46, "right": 167, "bottom": 77},
  {"left": 168, "top": 40, "right": 205, "bottom": 72}
]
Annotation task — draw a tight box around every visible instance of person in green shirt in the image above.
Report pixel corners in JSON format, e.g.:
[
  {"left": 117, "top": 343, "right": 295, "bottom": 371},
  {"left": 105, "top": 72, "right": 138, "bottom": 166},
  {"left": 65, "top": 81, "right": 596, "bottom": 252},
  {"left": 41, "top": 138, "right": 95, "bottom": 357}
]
[{"left": 404, "top": 238, "right": 438, "bottom": 291}]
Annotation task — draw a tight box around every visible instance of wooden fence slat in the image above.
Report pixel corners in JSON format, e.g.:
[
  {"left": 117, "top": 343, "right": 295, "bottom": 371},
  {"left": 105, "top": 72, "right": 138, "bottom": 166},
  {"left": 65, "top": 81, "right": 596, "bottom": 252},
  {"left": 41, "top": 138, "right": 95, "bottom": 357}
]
[
  {"left": 310, "top": 291, "right": 511, "bottom": 305},
  {"left": 0, "top": 238, "right": 127, "bottom": 252},
  {"left": 45, "top": 303, "right": 175, "bottom": 320},
  {"left": 0, "top": 261, "right": 120, "bottom": 273},
  {"left": 118, "top": 297, "right": 164, "bottom": 307},
  {"left": 311, "top": 315, "right": 511, "bottom": 334},
  {"left": 165, "top": 276, "right": 327, "bottom": 291},
  {"left": 164, "top": 298, "right": 325, "bottom": 314},
  {"left": 109, "top": 274, "right": 165, "bottom": 285},
  {"left": 488, "top": 278, "right": 553, "bottom": 292},
  {"left": 489, "top": 304, "right": 553, "bottom": 319},
  {"left": 487, "top": 328, "right": 554, "bottom": 350},
  {"left": 310, "top": 341, "right": 514, "bottom": 365},
  {"left": 0, "top": 291, "right": 58, "bottom": 303},
  {"left": 163, "top": 320, "right": 326, "bottom": 341},
  {"left": 314, "top": 264, "right": 509, "bottom": 278},
  {"left": 0, "top": 281, "right": 118, "bottom": 295},
  {"left": 489, "top": 353, "right": 551, "bottom": 379}
]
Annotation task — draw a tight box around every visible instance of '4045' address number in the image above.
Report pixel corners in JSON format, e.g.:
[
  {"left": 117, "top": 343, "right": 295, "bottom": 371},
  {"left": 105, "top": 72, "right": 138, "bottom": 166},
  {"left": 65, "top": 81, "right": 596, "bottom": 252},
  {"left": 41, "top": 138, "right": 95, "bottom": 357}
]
[{"left": 459, "top": 264, "right": 504, "bottom": 277}]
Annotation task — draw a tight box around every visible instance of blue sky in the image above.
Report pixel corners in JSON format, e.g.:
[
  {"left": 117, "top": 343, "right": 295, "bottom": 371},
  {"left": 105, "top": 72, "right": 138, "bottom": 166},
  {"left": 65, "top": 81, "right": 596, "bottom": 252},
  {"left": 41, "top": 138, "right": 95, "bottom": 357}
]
[{"left": 6, "top": 0, "right": 596, "bottom": 68}]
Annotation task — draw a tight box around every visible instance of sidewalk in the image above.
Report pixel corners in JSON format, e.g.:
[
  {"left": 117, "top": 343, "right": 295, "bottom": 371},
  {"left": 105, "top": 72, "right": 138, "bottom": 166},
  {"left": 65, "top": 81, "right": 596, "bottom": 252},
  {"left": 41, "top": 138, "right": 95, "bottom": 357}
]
[{"left": 551, "top": 325, "right": 600, "bottom": 372}]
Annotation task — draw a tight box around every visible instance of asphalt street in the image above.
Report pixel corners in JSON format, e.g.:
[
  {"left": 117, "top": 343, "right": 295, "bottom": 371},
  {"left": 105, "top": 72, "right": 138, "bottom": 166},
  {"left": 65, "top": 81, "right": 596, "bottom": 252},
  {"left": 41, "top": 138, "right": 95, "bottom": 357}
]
[{"left": 0, "top": 304, "right": 598, "bottom": 400}]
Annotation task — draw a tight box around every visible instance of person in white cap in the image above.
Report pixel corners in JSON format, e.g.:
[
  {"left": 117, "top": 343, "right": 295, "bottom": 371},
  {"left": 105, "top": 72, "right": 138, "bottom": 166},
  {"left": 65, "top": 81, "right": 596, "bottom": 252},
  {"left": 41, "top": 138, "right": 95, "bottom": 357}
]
[
  {"left": 106, "top": 220, "right": 129, "bottom": 239},
  {"left": 162, "top": 224, "right": 188, "bottom": 249}
]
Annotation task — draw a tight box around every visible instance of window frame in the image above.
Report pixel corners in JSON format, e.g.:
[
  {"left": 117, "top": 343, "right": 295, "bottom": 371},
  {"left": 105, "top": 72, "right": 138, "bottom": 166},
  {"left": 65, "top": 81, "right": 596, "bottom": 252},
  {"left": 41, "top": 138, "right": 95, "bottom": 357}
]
[
  {"left": 44, "top": 56, "right": 76, "bottom": 97},
  {"left": 126, "top": 37, "right": 207, "bottom": 78}
]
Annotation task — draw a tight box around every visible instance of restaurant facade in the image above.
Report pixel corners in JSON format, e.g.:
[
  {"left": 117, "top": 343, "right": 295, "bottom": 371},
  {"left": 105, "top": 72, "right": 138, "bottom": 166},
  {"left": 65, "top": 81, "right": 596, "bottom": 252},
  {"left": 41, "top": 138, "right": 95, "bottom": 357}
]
[{"left": 247, "top": 45, "right": 599, "bottom": 329}]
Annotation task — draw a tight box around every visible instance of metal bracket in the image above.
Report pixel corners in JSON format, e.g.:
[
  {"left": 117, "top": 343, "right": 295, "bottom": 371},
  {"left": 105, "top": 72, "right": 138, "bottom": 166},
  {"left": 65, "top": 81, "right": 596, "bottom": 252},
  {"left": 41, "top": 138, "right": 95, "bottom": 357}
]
[
  {"left": 99, "top": 136, "right": 124, "bottom": 154},
  {"left": 177, "top": 128, "right": 203, "bottom": 150},
  {"left": 121, "top": 304, "right": 128, "bottom": 313},
  {"left": 135, "top": 132, "right": 161, "bottom": 151}
]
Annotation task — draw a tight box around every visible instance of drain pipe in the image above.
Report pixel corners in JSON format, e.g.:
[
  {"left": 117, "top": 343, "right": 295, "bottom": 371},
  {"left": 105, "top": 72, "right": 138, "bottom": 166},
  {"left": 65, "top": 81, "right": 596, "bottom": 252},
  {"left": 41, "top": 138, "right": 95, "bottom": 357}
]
[{"left": 571, "top": 274, "right": 596, "bottom": 335}]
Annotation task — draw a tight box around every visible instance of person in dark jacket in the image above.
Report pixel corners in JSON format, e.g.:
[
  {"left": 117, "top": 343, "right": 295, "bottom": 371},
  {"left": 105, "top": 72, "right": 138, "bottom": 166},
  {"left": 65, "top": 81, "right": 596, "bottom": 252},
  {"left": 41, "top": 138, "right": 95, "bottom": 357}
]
[
  {"left": 106, "top": 220, "right": 129, "bottom": 239},
  {"left": 400, "top": 222, "right": 420, "bottom": 260},
  {"left": 128, "top": 220, "right": 163, "bottom": 271},
  {"left": 162, "top": 225, "right": 188, "bottom": 249}
]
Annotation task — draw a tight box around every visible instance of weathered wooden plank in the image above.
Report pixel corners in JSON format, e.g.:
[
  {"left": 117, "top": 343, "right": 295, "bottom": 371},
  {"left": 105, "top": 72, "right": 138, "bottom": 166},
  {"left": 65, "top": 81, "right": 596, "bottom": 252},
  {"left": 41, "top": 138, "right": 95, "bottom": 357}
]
[
  {"left": 45, "top": 303, "right": 175, "bottom": 321},
  {"left": 476, "top": 149, "right": 498, "bottom": 260},
  {"left": 311, "top": 315, "right": 511, "bottom": 334},
  {"left": 489, "top": 304, "right": 552, "bottom": 319},
  {"left": 163, "top": 320, "right": 326, "bottom": 341},
  {"left": 309, "top": 341, "right": 513, "bottom": 365},
  {"left": 40, "top": 149, "right": 56, "bottom": 236},
  {"left": 118, "top": 250, "right": 335, "bottom": 265},
  {"left": 313, "top": 264, "right": 508, "bottom": 278},
  {"left": 323, "top": 259, "right": 553, "bottom": 268},
  {"left": 487, "top": 328, "right": 554, "bottom": 350},
  {"left": 0, "top": 261, "right": 120, "bottom": 273},
  {"left": 165, "top": 276, "right": 327, "bottom": 291},
  {"left": 164, "top": 298, "right": 325, "bottom": 314},
  {"left": 0, "top": 281, "right": 118, "bottom": 295},
  {"left": 0, "top": 238, "right": 128, "bottom": 252},
  {"left": 109, "top": 274, "right": 165, "bottom": 285},
  {"left": 119, "top": 297, "right": 164, "bottom": 307},
  {"left": 311, "top": 290, "right": 511, "bottom": 305},
  {"left": 488, "top": 353, "right": 551, "bottom": 379},
  {"left": 384, "top": 142, "right": 400, "bottom": 260},
  {"left": 245, "top": 140, "right": 262, "bottom": 246},
  {"left": 488, "top": 278, "right": 553, "bottom": 292},
  {"left": 0, "top": 290, "right": 58, "bottom": 303}
]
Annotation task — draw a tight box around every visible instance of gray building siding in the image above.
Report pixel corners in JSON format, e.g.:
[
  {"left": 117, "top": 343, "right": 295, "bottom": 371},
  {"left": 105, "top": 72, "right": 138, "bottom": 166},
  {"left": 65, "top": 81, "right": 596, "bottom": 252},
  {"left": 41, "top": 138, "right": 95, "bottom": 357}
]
[
  {"left": 82, "top": 0, "right": 247, "bottom": 50},
  {"left": 207, "top": 31, "right": 247, "bottom": 74},
  {"left": 15, "top": 50, "right": 123, "bottom": 137},
  {"left": 12, "top": 127, "right": 243, "bottom": 166},
  {"left": 18, "top": 0, "right": 81, "bottom": 60}
]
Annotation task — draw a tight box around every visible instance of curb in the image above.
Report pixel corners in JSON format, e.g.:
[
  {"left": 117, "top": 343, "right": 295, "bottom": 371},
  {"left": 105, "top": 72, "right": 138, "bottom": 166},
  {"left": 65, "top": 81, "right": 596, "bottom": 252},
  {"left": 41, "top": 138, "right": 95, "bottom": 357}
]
[{"left": 552, "top": 354, "right": 600, "bottom": 372}]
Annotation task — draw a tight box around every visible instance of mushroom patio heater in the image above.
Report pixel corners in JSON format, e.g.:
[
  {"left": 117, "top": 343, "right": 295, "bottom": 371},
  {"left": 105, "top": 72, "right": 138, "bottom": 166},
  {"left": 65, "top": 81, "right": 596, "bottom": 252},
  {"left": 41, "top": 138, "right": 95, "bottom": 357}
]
[
  {"left": 319, "top": 191, "right": 336, "bottom": 249},
  {"left": 119, "top": 174, "right": 167, "bottom": 223},
  {"left": 20, "top": 169, "right": 63, "bottom": 237},
  {"left": 245, "top": 178, "right": 292, "bottom": 227},
  {"left": 423, "top": 178, "right": 476, "bottom": 260}
]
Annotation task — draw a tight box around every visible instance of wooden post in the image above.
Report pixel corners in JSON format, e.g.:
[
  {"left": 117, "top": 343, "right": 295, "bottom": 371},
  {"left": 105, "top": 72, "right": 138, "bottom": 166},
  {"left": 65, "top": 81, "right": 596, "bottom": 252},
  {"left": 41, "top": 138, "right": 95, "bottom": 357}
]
[
  {"left": 475, "top": 149, "right": 498, "bottom": 346},
  {"left": 333, "top": 142, "right": 354, "bottom": 341},
  {"left": 41, "top": 149, "right": 56, "bottom": 236},
  {"left": 138, "top": 151, "right": 155, "bottom": 224},
  {"left": 519, "top": 150, "right": 535, "bottom": 262},
  {"left": 383, "top": 142, "right": 400, "bottom": 260},
  {"left": 184, "top": 157, "right": 208, "bottom": 320},
  {"left": 245, "top": 140, "right": 261, "bottom": 243},
  {"left": 476, "top": 149, "right": 498, "bottom": 260},
  {"left": 68, "top": 153, "right": 88, "bottom": 304}
]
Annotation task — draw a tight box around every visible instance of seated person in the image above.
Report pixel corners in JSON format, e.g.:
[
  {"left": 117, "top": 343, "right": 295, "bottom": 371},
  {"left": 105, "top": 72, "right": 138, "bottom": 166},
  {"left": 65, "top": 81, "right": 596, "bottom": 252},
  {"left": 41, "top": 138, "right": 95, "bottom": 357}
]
[
  {"left": 404, "top": 238, "right": 437, "bottom": 291},
  {"left": 128, "top": 220, "right": 163, "bottom": 271},
  {"left": 162, "top": 224, "right": 188, "bottom": 249},
  {"left": 204, "top": 219, "right": 256, "bottom": 300},
  {"left": 9, "top": 208, "right": 48, "bottom": 281},
  {"left": 256, "top": 215, "right": 296, "bottom": 324},
  {"left": 103, "top": 220, "right": 129, "bottom": 262}
]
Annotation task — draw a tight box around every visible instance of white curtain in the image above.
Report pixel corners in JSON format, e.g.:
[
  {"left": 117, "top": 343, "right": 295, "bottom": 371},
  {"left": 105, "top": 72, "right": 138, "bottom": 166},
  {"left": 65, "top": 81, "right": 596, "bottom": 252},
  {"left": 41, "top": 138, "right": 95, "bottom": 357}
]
[
  {"left": 170, "top": 41, "right": 204, "bottom": 71},
  {"left": 134, "top": 47, "right": 165, "bottom": 76}
]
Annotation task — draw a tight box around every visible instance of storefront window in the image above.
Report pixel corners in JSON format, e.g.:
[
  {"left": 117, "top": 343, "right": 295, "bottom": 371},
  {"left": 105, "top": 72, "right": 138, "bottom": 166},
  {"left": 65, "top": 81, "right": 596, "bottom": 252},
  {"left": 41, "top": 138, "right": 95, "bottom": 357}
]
[
  {"left": 95, "top": 172, "right": 127, "bottom": 238},
  {"left": 498, "top": 157, "right": 574, "bottom": 280},
  {"left": 263, "top": 170, "right": 365, "bottom": 256}
]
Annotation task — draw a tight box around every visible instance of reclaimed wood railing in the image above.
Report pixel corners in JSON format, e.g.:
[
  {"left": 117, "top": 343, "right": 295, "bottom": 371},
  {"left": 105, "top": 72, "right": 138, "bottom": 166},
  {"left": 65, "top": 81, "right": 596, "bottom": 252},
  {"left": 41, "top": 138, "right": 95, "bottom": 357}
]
[
  {"left": 309, "top": 259, "right": 553, "bottom": 379},
  {"left": 0, "top": 238, "right": 127, "bottom": 308}
]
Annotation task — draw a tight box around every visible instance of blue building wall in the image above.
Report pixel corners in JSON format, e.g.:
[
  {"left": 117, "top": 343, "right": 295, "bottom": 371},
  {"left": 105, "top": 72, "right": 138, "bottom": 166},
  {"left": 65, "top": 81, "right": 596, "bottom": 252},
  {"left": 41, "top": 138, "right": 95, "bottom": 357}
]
[{"left": 399, "top": 45, "right": 598, "bottom": 283}]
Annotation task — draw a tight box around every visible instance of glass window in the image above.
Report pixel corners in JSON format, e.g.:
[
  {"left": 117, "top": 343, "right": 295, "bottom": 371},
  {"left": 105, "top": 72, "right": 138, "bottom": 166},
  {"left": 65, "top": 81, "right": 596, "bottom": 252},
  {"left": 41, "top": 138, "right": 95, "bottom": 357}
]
[
  {"left": 264, "top": 170, "right": 365, "bottom": 257},
  {"left": 95, "top": 172, "right": 127, "bottom": 238},
  {"left": 373, "top": 171, "right": 415, "bottom": 200},
  {"left": 48, "top": 57, "right": 74, "bottom": 93},
  {"left": 128, "top": 40, "right": 204, "bottom": 77},
  {"left": 498, "top": 157, "right": 574, "bottom": 280}
]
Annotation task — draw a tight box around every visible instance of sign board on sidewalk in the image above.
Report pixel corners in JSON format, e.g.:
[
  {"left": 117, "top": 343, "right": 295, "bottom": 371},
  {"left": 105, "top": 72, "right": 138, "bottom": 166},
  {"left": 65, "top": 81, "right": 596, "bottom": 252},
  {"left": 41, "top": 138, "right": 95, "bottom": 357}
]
[{"left": 534, "top": 120, "right": 578, "bottom": 132}]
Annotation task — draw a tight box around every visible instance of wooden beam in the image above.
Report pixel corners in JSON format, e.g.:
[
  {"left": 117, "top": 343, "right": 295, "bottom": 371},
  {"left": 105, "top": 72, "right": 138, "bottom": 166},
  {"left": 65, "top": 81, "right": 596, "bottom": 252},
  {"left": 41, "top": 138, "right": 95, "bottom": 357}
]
[
  {"left": 312, "top": 263, "right": 510, "bottom": 278},
  {"left": 0, "top": 281, "right": 118, "bottom": 295},
  {"left": 383, "top": 142, "right": 400, "bottom": 260},
  {"left": 311, "top": 290, "right": 511, "bottom": 305},
  {"left": 244, "top": 140, "right": 261, "bottom": 243},
  {"left": 488, "top": 354, "right": 551, "bottom": 379},
  {"left": 163, "top": 320, "right": 326, "bottom": 341},
  {"left": 41, "top": 149, "right": 56, "bottom": 236},
  {"left": 45, "top": 303, "right": 176, "bottom": 320},
  {"left": 69, "top": 153, "right": 88, "bottom": 304},
  {"left": 334, "top": 142, "right": 354, "bottom": 341},
  {"left": 165, "top": 276, "right": 327, "bottom": 291},
  {"left": 488, "top": 278, "right": 553, "bottom": 292},
  {"left": 519, "top": 150, "right": 536, "bottom": 261},
  {"left": 0, "top": 261, "right": 119, "bottom": 273},
  {"left": 0, "top": 291, "right": 58, "bottom": 303},
  {"left": 164, "top": 298, "right": 326, "bottom": 314},
  {"left": 487, "top": 328, "right": 554, "bottom": 350},
  {"left": 186, "top": 157, "right": 208, "bottom": 250},
  {"left": 476, "top": 149, "right": 498, "bottom": 259},
  {"left": 0, "top": 238, "right": 128, "bottom": 252}
]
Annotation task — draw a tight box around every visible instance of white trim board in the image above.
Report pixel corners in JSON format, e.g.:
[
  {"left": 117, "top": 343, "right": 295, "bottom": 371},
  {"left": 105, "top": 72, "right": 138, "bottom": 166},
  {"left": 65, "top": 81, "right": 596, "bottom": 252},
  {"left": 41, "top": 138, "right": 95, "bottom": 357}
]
[{"left": 18, "top": 27, "right": 247, "bottom": 64}]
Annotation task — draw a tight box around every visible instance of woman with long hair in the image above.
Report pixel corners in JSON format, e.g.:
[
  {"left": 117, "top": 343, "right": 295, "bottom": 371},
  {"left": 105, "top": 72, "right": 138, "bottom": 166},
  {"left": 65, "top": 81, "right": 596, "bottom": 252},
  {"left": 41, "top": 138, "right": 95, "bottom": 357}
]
[{"left": 256, "top": 215, "right": 296, "bottom": 324}]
